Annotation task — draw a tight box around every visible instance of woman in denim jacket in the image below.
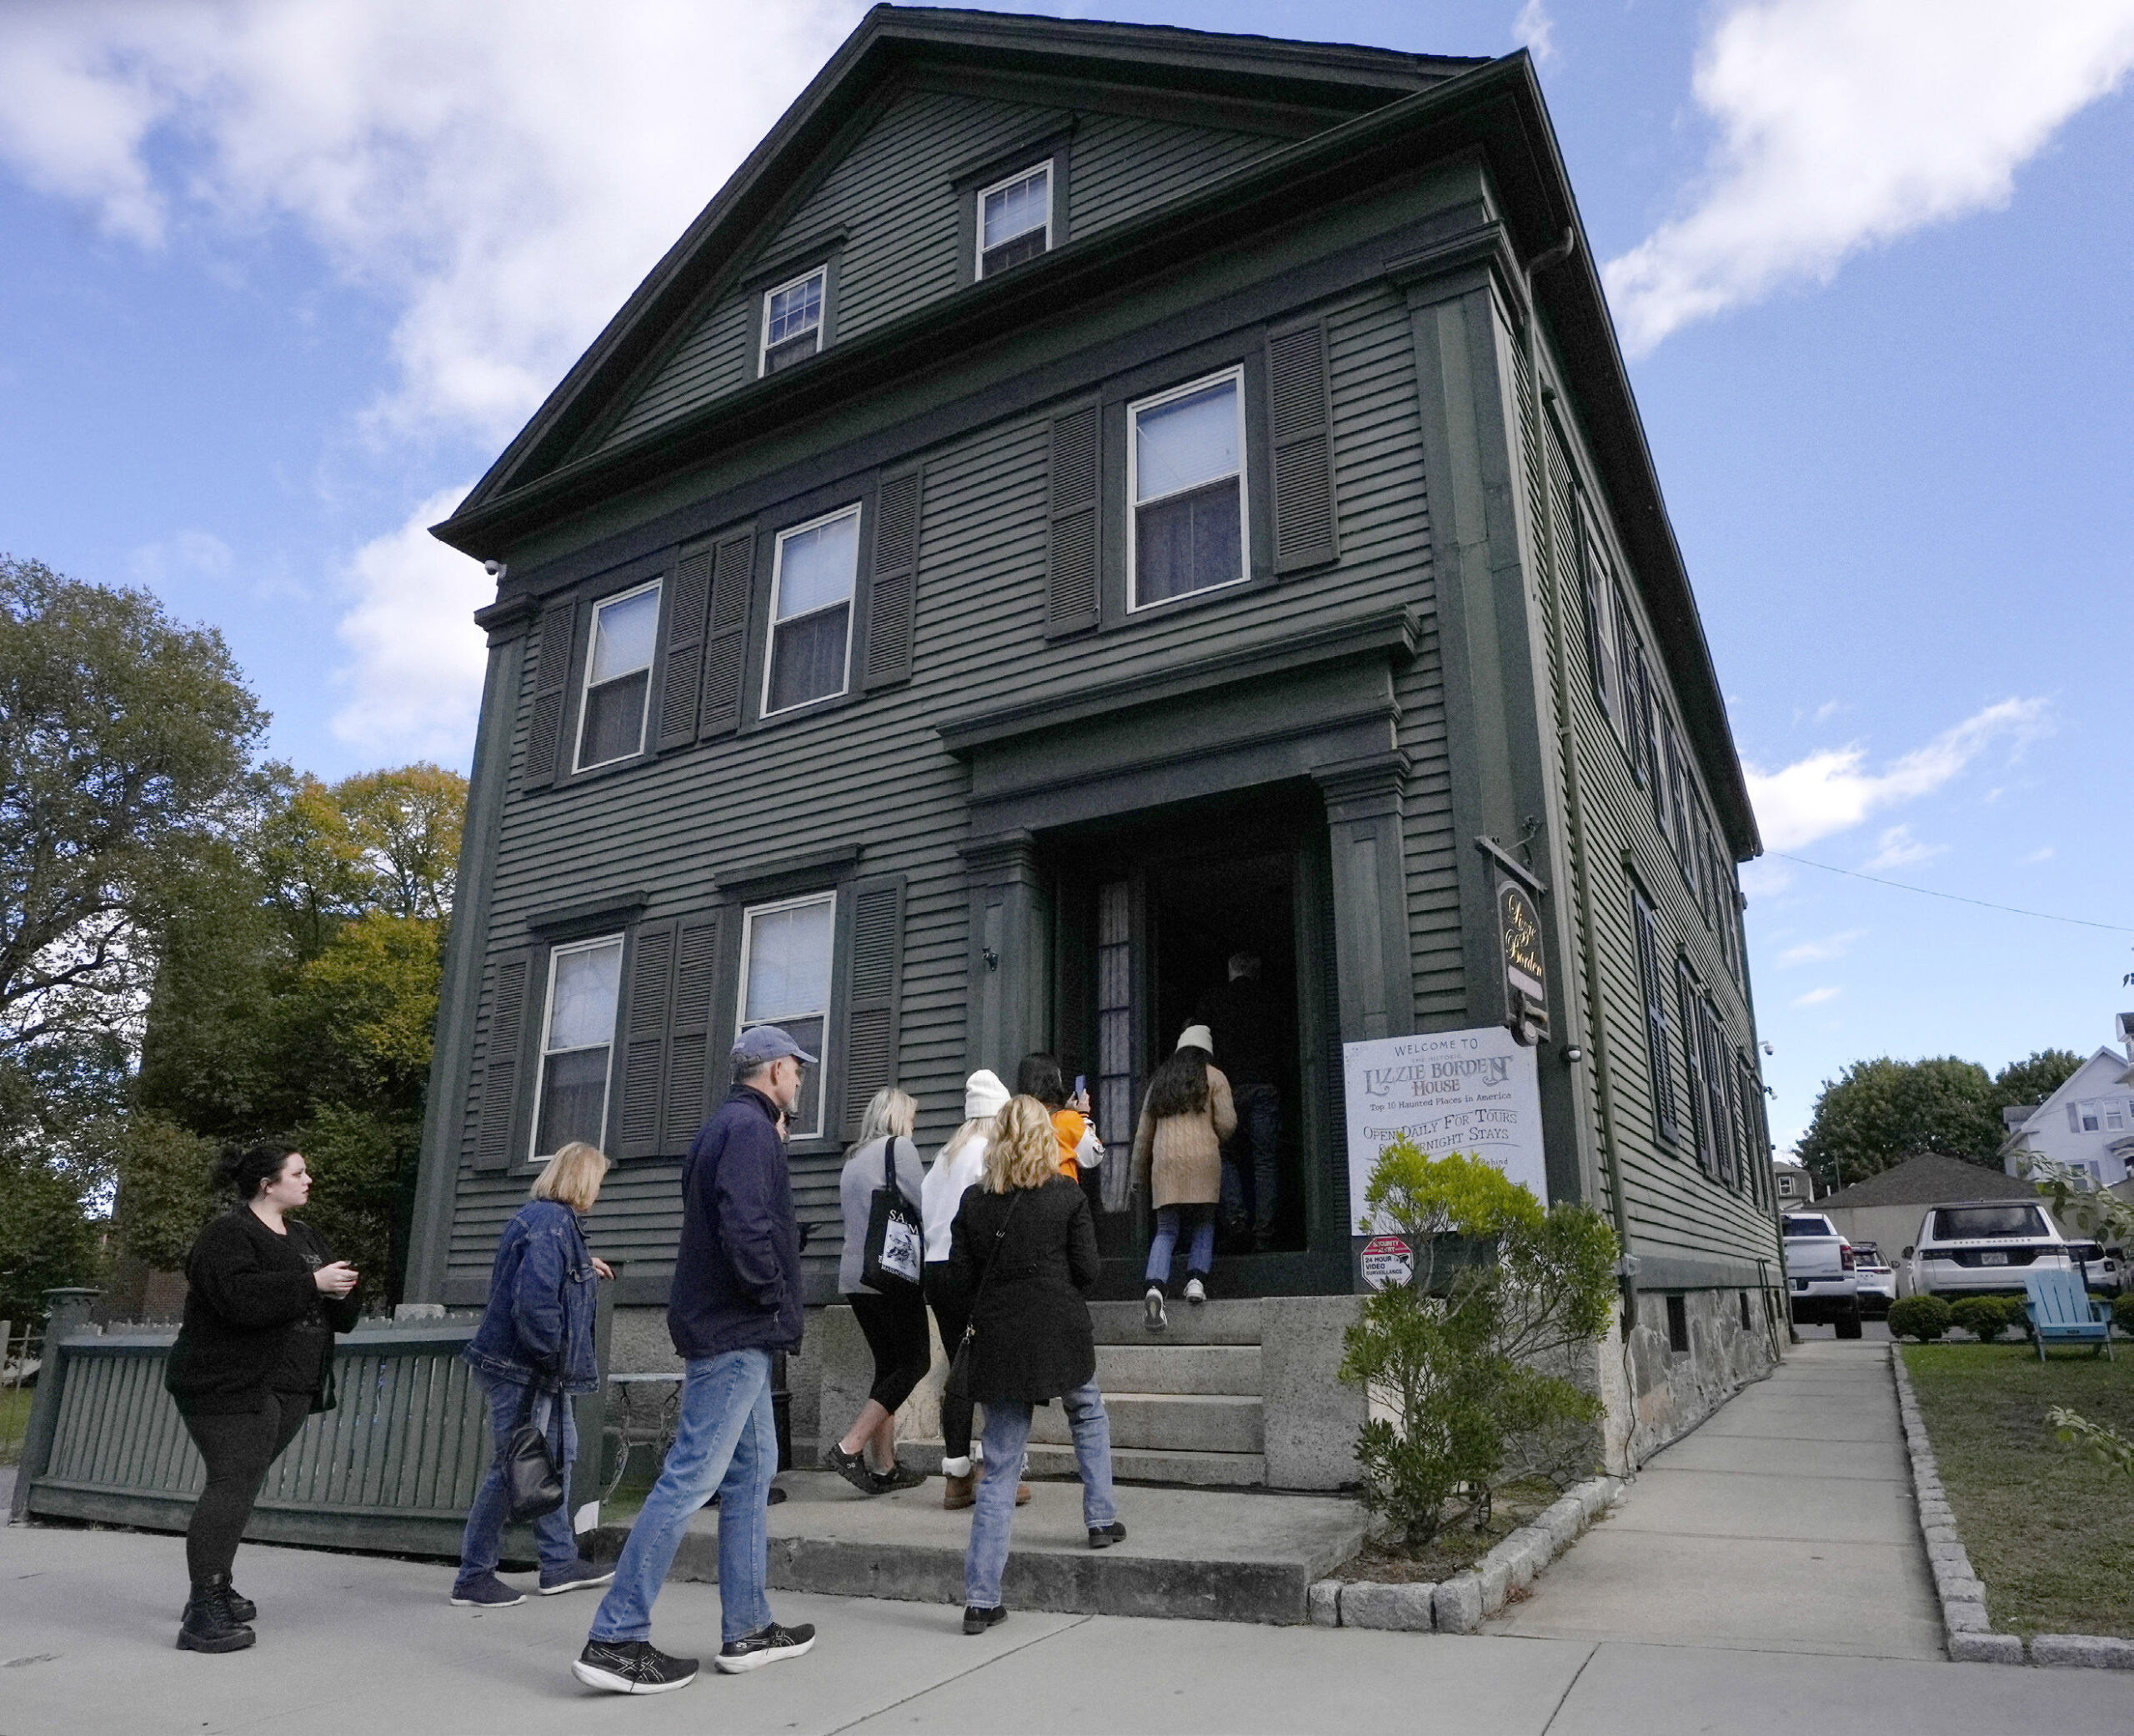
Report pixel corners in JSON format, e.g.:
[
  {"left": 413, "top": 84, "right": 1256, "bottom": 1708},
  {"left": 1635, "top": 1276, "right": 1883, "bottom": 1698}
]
[{"left": 452, "top": 1140, "right": 616, "bottom": 1607}]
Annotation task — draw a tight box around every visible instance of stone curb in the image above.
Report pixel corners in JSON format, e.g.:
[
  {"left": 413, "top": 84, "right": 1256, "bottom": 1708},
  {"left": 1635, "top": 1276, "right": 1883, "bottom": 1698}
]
[
  {"left": 1308, "top": 1474, "right": 1626, "bottom": 1633},
  {"left": 1890, "top": 1342, "right": 2130, "bottom": 1670}
]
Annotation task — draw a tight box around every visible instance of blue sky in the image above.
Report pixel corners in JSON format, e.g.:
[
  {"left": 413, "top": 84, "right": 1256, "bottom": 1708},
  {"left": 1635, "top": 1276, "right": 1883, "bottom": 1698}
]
[{"left": 2, "top": 1, "right": 2130, "bottom": 1150}]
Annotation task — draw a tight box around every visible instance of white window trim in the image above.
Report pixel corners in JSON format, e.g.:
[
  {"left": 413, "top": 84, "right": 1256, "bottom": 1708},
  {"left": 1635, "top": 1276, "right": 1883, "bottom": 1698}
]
[
  {"left": 760, "top": 503, "right": 860, "bottom": 719},
  {"left": 735, "top": 891, "right": 837, "bottom": 1142},
  {"left": 758, "top": 266, "right": 826, "bottom": 376},
  {"left": 1125, "top": 365, "right": 1250, "bottom": 614},
  {"left": 574, "top": 577, "right": 663, "bottom": 773},
  {"left": 974, "top": 159, "right": 1053, "bottom": 279},
  {"left": 529, "top": 932, "right": 624, "bottom": 1163}
]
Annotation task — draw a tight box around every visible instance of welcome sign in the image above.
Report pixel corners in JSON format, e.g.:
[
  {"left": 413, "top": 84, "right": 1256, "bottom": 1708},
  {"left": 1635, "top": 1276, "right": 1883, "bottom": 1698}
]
[{"left": 1342, "top": 1024, "right": 1550, "bottom": 1237}]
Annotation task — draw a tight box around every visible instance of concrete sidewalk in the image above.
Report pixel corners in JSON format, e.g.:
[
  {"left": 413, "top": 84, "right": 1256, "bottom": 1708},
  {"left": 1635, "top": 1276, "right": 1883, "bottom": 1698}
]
[
  {"left": 1488, "top": 1335, "right": 1946, "bottom": 1658},
  {"left": 4, "top": 1519, "right": 2132, "bottom": 1736}
]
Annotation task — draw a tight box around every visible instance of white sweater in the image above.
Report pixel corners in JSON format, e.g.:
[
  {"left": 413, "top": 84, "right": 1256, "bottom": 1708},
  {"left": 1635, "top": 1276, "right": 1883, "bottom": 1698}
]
[{"left": 921, "top": 1133, "right": 989, "bottom": 1264}]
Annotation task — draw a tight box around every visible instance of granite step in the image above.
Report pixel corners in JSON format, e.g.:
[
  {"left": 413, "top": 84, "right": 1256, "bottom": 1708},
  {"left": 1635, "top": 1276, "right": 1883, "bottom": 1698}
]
[
  {"left": 1088, "top": 1298, "right": 1261, "bottom": 1344},
  {"left": 894, "top": 1438, "right": 1268, "bottom": 1488},
  {"left": 1027, "top": 1391, "right": 1264, "bottom": 1454},
  {"left": 1095, "top": 1342, "right": 1262, "bottom": 1395}
]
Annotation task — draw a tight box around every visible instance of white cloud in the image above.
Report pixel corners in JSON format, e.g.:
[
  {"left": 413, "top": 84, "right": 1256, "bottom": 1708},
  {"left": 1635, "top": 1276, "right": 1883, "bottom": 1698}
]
[
  {"left": 1513, "top": 1, "right": 1558, "bottom": 66},
  {"left": 2023, "top": 845, "right": 2056, "bottom": 863},
  {"left": 1791, "top": 986, "right": 1841, "bottom": 1008},
  {"left": 1778, "top": 928, "right": 1865, "bottom": 967},
  {"left": 0, "top": 1, "right": 865, "bottom": 446},
  {"left": 1603, "top": 1, "right": 2134, "bottom": 353},
  {"left": 128, "top": 528, "right": 233, "bottom": 583},
  {"left": 1862, "top": 824, "right": 1944, "bottom": 871},
  {"left": 1743, "top": 696, "right": 2049, "bottom": 852},
  {"left": 330, "top": 485, "right": 488, "bottom": 760}
]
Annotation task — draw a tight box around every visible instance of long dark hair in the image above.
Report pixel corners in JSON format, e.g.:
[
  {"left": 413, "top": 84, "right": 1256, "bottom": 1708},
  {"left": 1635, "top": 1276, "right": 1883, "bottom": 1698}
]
[
  {"left": 218, "top": 1140, "right": 299, "bottom": 1201},
  {"left": 1015, "top": 1052, "right": 1066, "bottom": 1110},
  {"left": 1144, "top": 1047, "right": 1212, "bottom": 1120}
]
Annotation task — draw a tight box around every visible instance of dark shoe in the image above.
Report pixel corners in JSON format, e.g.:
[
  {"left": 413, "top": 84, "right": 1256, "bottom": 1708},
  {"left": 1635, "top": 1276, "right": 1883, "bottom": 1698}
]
[
  {"left": 450, "top": 1571, "right": 526, "bottom": 1608},
  {"left": 173, "top": 1582, "right": 256, "bottom": 1623},
  {"left": 1088, "top": 1521, "right": 1127, "bottom": 1550},
  {"left": 943, "top": 1470, "right": 976, "bottom": 1510},
  {"left": 176, "top": 1575, "right": 256, "bottom": 1653},
  {"left": 539, "top": 1558, "right": 614, "bottom": 1596},
  {"left": 826, "top": 1442, "right": 879, "bottom": 1494},
  {"left": 872, "top": 1462, "right": 927, "bottom": 1493},
  {"left": 715, "top": 1621, "right": 816, "bottom": 1673},
  {"left": 964, "top": 1603, "right": 1009, "bottom": 1635},
  {"left": 573, "top": 1638, "right": 699, "bottom": 1695}
]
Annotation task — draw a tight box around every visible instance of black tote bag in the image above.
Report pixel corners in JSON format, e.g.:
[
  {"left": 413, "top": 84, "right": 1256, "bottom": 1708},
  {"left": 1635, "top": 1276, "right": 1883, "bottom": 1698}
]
[
  {"left": 504, "top": 1384, "right": 566, "bottom": 1523},
  {"left": 860, "top": 1137, "right": 924, "bottom": 1295}
]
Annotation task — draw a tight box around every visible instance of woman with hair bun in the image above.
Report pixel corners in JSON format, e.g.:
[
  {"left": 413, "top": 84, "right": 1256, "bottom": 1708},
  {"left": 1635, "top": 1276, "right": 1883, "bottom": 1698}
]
[{"left": 163, "top": 1143, "right": 361, "bottom": 1653}]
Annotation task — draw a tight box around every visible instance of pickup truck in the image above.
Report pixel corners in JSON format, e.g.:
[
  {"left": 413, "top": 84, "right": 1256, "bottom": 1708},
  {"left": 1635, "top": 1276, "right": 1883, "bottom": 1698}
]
[{"left": 1782, "top": 1213, "right": 1863, "bottom": 1338}]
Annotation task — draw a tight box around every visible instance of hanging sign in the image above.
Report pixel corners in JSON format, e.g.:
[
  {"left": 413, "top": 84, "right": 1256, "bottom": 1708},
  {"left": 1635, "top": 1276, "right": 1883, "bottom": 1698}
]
[
  {"left": 1343, "top": 1024, "right": 1550, "bottom": 1245},
  {"left": 1498, "top": 881, "right": 1550, "bottom": 1045}
]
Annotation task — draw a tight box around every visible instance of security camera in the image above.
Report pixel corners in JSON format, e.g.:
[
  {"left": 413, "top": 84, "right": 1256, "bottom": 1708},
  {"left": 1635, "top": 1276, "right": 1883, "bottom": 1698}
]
[{"left": 483, "top": 559, "right": 508, "bottom": 579}]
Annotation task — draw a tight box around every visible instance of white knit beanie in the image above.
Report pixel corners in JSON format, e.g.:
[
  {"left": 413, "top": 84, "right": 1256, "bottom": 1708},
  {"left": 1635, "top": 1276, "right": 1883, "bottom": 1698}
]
[
  {"left": 964, "top": 1068, "right": 1011, "bottom": 1120},
  {"left": 1176, "top": 1024, "right": 1215, "bottom": 1054}
]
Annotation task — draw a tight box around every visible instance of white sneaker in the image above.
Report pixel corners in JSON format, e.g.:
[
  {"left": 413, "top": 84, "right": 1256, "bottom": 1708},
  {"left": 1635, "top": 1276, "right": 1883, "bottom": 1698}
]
[
  {"left": 1185, "top": 1277, "right": 1207, "bottom": 1305},
  {"left": 1145, "top": 1286, "right": 1168, "bottom": 1330}
]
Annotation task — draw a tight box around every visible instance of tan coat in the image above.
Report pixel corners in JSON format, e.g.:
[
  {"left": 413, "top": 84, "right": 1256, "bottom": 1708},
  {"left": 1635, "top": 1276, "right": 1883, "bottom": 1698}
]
[{"left": 1130, "top": 1064, "right": 1237, "bottom": 1210}]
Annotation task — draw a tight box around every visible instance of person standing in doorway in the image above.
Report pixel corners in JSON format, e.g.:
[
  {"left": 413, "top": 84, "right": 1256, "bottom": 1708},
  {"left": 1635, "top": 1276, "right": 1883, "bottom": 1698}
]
[
  {"left": 572, "top": 1026, "right": 816, "bottom": 1696},
  {"left": 1194, "top": 953, "right": 1284, "bottom": 1251},
  {"left": 950, "top": 1095, "right": 1120, "bottom": 1636},
  {"left": 1132, "top": 1027, "right": 1236, "bottom": 1328},
  {"left": 827, "top": 1088, "right": 930, "bottom": 1494},
  {"left": 452, "top": 1139, "right": 617, "bottom": 1608},
  {"left": 164, "top": 1143, "right": 361, "bottom": 1653}
]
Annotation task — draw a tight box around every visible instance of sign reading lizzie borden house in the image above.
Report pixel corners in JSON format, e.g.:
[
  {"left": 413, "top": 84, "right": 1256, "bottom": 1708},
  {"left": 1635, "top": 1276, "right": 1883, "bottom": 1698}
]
[{"left": 1342, "top": 1026, "right": 1549, "bottom": 1263}]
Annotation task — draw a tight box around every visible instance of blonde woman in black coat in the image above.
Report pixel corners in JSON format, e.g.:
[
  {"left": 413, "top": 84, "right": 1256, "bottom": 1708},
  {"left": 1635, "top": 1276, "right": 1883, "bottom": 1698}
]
[{"left": 948, "top": 1095, "right": 1122, "bottom": 1635}]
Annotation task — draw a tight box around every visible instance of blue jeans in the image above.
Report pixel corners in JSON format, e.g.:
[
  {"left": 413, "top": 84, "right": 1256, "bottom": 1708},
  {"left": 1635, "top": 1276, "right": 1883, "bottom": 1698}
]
[
  {"left": 1235, "top": 1083, "right": 1282, "bottom": 1240},
  {"left": 589, "top": 1347, "right": 777, "bottom": 1646},
  {"left": 964, "top": 1378, "right": 1116, "bottom": 1610},
  {"left": 457, "top": 1376, "right": 579, "bottom": 1587},
  {"left": 1145, "top": 1204, "right": 1215, "bottom": 1287}
]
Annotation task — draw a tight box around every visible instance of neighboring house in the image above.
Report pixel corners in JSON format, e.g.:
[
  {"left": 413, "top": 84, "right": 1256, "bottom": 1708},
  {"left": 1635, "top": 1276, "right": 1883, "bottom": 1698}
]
[
  {"left": 400, "top": 8, "right": 1778, "bottom": 1472},
  {"left": 1817, "top": 1151, "right": 2038, "bottom": 1291},
  {"left": 1772, "top": 1160, "right": 1815, "bottom": 1205},
  {"left": 1999, "top": 1015, "right": 2134, "bottom": 1191}
]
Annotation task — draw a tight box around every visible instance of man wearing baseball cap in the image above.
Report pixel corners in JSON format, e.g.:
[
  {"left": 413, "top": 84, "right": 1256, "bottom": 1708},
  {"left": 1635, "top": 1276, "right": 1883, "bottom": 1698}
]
[{"left": 574, "top": 1025, "right": 818, "bottom": 1695}]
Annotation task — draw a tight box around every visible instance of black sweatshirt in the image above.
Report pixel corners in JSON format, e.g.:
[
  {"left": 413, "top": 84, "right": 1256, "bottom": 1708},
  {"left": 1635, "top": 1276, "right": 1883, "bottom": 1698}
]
[{"left": 165, "top": 1208, "right": 360, "bottom": 1415}]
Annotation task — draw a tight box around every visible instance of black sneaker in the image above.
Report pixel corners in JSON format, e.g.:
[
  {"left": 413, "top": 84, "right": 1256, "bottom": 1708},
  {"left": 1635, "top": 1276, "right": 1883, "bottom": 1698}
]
[
  {"left": 872, "top": 1461, "right": 927, "bottom": 1493},
  {"left": 826, "top": 1442, "right": 879, "bottom": 1494},
  {"left": 450, "top": 1571, "right": 526, "bottom": 1608},
  {"left": 573, "top": 1638, "right": 699, "bottom": 1695},
  {"left": 539, "top": 1558, "right": 615, "bottom": 1596},
  {"left": 963, "top": 1603, "right": 1009, "bottom": 1635},
  {"left": 715, "top": 1621, "right": 816, "bottom": 1673},
  {"left": 1088, "top": 1520, "right": 1127, "bottom": 1550}
]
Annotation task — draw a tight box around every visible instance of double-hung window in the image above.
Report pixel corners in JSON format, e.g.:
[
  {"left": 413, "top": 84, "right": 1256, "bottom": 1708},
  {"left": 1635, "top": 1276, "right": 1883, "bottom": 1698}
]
[
  {"left": 1579, "top": 533, "right": 1616, "bottom": 719},
  {"left": 534, "top": 935, "right": 624, "bottom": 1158},
  {"left": 1633, "top": 888, "right": 1677, "bottom": 1144},
  {"left": 576, "top": 581, "right": 661, "bottom": 770},
  {"left": 976, "top": 162, "right": 1051, "bottom": 278},
  {"left": 1129, "top": 368, "right": 1246, "bottom": 609},
  {"left": 761, "top": 267, "right": 825, "bottom": 374},
  {"left": 764, "top": 504, "right": 859, "bottom": 716},
  {"left": 737, "top": 893, "right": 834, "bottom": 1139}
]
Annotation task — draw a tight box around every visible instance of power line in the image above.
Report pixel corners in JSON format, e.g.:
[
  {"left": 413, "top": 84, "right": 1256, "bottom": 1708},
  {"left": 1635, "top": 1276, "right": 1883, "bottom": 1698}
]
[{"left": 1771, "top": 853, "right": 2134, "bottom": 935}]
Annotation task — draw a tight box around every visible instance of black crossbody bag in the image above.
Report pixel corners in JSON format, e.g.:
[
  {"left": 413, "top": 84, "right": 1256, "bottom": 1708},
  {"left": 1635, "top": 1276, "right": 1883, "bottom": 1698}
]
[{"left": 941, "top": 1193, "right": 1021, "bottom": 1406}]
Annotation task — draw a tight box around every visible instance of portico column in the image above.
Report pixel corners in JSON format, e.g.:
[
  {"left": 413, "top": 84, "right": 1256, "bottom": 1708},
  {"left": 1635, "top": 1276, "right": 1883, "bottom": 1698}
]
[
  {"left": 1313, "top": 751, "right": 1415, "bottom": 1043},
  {"left": 961, "top": 829, "right": 1051, "bottom": 1078}
]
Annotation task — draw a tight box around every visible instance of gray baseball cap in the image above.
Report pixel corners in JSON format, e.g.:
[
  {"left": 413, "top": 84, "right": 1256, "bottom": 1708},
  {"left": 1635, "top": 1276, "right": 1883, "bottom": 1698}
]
[{"left": 732, "top": 1024, "right": 817, "bottom": 1066}]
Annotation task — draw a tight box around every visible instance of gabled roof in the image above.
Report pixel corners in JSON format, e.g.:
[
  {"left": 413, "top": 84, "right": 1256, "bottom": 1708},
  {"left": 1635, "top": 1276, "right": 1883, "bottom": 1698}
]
[
  {"left": 430, "top": 4, "right": 1761, "bottom": 856},
  {"left": 1818, "top": 1150, "right": 2036, "bottom": 1211},
  {"left": 2000, "top": 1048, "right": 2131, "bottom": 1148}
]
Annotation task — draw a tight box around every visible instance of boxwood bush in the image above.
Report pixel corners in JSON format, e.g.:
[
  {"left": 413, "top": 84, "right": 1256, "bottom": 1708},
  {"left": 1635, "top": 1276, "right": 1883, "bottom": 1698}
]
[
  {"left": 1950, "top": 1297, "right": 2010, "bottom": 1341},
  {"left": 1888, "top": 1295, "right": 1953, "bottom": 1342},
  {"left": 2115, "top": 1293, "right": 2134, "bottom": 1338}
]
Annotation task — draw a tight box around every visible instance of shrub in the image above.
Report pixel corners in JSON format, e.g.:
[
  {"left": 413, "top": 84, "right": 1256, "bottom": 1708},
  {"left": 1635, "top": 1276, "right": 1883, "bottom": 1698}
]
[
  {"left": 2115, "top": 1293, "right": 2134, "bottom": 1338},
  {"left": 1951, "top": 1298, "right": 2009, "bottom": 1341},
  {"left": 1888, "top": 1295, "right": 1953, "bottom": 1342}
]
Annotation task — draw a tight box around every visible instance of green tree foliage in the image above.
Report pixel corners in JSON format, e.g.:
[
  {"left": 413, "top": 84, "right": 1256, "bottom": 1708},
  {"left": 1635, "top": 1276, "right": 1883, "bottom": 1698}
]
[
  {"left": 1992, "top": 1049, "right": 2083, "bottom": 1113},
  {"left": 1796, "top": 1057, "right": 2004, "bottom": 1190},
  {"left": 1339, "top": 1138, "right": 1618, "bottom": 1548}
]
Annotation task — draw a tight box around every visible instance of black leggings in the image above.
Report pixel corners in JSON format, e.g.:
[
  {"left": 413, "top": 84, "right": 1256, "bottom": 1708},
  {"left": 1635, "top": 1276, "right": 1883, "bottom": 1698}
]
[
  {"left": 846, "top": 1288, "right": 932, "bottom": 1419},
  {"left": 182, "top": 1390, "right": 312, "bottom": 1584},
  {"left": 924, "top": 1263, "right": 973, "bottom": 1461}
]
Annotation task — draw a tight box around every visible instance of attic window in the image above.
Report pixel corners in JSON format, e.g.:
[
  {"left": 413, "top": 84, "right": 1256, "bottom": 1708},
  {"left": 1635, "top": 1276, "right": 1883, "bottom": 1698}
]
[
  {"left": 977, "top": 162, "right": 1051, "bottom": 278},
  {"left": 761, "top": 268, "right": 825, "bottom": 374}
]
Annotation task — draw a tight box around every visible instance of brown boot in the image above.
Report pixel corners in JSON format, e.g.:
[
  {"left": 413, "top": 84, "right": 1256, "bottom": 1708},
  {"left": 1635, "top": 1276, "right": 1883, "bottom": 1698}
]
[
  {"left": 1015, "top": 1483, "right": 1032, "bottom": 1506},
  {"left": 943, "top": 1471, "right": 976, "bottom": 1510}
]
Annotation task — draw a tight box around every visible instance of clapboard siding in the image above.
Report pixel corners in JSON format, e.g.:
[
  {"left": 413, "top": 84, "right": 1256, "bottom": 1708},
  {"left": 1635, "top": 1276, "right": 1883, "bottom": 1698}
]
[{"left": 597, "top": 88, "right": 1286, "bottom": 455}]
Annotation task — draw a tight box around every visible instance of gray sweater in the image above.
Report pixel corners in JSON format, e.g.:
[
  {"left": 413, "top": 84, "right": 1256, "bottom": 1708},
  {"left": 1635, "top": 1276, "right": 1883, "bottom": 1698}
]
[{"left": 837, "top": 1135, "right": 926, "bottom": 1294}]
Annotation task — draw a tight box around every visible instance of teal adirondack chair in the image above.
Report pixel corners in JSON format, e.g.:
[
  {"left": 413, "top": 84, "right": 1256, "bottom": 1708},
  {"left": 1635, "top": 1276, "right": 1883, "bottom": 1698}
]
[{"left": 2021, "top": 1269, "right": 2114, "bottom": 1361}]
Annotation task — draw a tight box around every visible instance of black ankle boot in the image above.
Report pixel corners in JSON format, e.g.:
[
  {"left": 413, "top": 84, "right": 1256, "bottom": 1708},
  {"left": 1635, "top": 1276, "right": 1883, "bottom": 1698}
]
[
  {"left": 177, "top": 1572, "right": 256, "bottom": 1653},
  {"left": 175, "top": 1581, "right": 257, "bottom": 1623}
]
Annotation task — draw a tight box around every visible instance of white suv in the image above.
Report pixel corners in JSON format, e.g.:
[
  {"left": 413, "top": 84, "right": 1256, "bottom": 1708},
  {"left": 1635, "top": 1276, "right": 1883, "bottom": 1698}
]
[{"left": 1903, "top": 1200, "right": 2071, "bottom": 1299}]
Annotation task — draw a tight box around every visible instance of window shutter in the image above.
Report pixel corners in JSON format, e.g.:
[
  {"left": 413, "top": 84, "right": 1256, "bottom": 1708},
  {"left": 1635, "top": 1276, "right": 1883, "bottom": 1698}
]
[
  {"left": 472, "top": 948, "right": 538, "bottom": 1172},
  {"left": 1634, "top": 892, "right": 1676, "bottom": 1144},
  {"left": 523, "top": 599, "right": 578, "bottom": 790},
  {"left": 698, "top": 528, "right": 755, "bottom": 738},
  {"left": 839, "top": 874, "right": 906, "bottom": 1138},
  {"left": 1267, "top": 318, "right": 1338, "bottom": 573},
  {"left": 1046, "top": 404, "right": 1100, "bottom": 635},
  {"left": 657, "top": 548, "right": 712, "bottom": 752},
  {"left": 863, "top": 469, "right": 919, "bottom": 691},
  {"left": 664, "top": 911, "right": 723, "bottom": 1151},
  {"left": 617, "top": 919, "right": 677, "bottom": 1160}
]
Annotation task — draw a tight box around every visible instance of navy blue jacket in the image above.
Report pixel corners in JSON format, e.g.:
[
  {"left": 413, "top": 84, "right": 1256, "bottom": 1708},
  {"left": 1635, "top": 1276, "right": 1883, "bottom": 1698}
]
[
  {"left": 668, "top": 1085, "right": 804, "bottom": 1360},
  {"left": 462, "top": 1199, "right": 600, "bottom": 1393}
]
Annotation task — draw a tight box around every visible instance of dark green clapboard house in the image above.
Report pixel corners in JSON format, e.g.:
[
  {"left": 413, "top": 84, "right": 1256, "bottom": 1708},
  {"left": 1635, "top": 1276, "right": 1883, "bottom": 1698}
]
[{"left": 407, "top": 5, "right": 1783, "bottom": 1472}]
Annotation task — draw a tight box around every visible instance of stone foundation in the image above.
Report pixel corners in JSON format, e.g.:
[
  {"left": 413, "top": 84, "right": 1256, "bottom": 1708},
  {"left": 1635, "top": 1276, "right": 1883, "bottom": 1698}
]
[{"left": 1600, "top": 1284, "right": 1784, "bottom": 1473}]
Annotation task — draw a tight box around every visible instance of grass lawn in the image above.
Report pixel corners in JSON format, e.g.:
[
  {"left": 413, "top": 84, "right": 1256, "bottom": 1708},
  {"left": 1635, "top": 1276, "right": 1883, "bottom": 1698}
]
[
  {"left": 1902, "top": 1340, "right": 2134, "bottom": 1640},
  {"left": 0, "top": 1387, "right": 33, "bottom": 1467}
]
